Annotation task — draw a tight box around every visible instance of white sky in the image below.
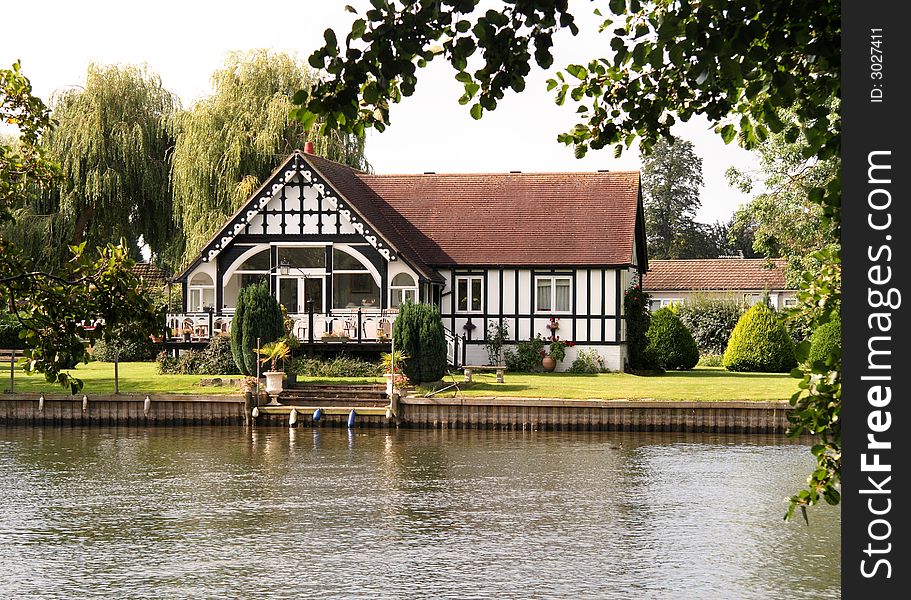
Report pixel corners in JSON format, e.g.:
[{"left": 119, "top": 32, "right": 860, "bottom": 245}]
[{"left": 2, "top": 0, "right": 758, "bottom": 224}]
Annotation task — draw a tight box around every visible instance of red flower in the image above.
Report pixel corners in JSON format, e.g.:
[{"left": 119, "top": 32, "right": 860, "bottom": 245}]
[{"left": 569, "top": 341, "right": 575, "bottom": 347}]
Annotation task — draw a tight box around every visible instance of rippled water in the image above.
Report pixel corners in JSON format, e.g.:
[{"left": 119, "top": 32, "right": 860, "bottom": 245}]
[{"left": 0, "top": 426, "right": 839, "bottom": 599}]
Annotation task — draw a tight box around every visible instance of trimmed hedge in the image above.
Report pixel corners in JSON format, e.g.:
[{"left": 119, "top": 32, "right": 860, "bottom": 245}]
[
  {"left": 808, "top": 318, "right": 841, "bottom": 366},
  {"left": 676, "top": 296, "right": 746, "bottom": 355},
  {"left": 645, "top": 308, "right": 699, "bottom": 371},
  {"left": 723, "top": 303, "right": 797, "bottom": 372},
  {"left": 288, "top": 355, "right": 383, "bottom": 378}
]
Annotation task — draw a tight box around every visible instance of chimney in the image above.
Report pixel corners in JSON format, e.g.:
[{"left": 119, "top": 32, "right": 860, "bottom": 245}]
[{"left": 304, "top": 140, "right": 315, "bottom": 154}]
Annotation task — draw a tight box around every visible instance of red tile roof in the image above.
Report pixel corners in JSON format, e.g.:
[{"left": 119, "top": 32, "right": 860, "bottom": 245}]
[
  {"left": 132, "top": 262, "right": 171, "bottom": 286},
  {"left": 643, "top": 258, "right": 790, "bottom": 291},
  {"left": 308, "top": 153, "right": 642, "bottom": 267}
]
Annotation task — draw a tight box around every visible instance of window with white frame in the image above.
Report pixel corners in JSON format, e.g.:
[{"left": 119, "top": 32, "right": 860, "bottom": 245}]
[
  {"left": 535, "top": 276, "right": 572, "bottom": 313},
  {"left": 390, "top": 272, "right": 417, "bottom": 308},
  {"left": 188, "top": 272, "right": 215, "bottom": 312},
  {"left": 456, "top": 275, "right": 483, "bottom": 313},
  {"left": 783, "top": 296, "right": 798, "bottom": 308},
  {"left": 649, "top": 298, "right": 682, "bottom": 311}
]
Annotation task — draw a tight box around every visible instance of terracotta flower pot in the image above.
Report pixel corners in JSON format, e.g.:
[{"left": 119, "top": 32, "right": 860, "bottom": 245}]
[{"left": 542, "top": 356, "right": 557, "bottom": 372}]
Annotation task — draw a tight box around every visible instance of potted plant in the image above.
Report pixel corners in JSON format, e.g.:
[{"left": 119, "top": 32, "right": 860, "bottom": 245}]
[
  {"left": 543, "top": 338, "right": 573, "bottom": 372},
  {"left": 258, "top": 340, "right": 291, "bottom": 399},
  {"left": 380, "top": 350, "right": 410, "bottom": 396}
]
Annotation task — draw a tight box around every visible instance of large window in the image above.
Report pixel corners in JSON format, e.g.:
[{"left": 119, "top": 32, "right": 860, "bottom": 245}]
[
  {"left": 278, "top": 246, "right": 325, "bottom": 269},
  {"left": 188, "top": 272, "right": 215, "bottom": 312},
  {"left": 332, "top": 248, "right": 380, "bottom": 309},
  {"left": 535, "top": 276, "right": 572, "bottom": 313},
  {"left": 223, "top": 248, "right": 271, "bottom": 309},
  {"left": 390, "top": 273, "right": 417, "bottom": 308},
  {"left": 456, "top": 276, "right": 483, "bottom": 313}
]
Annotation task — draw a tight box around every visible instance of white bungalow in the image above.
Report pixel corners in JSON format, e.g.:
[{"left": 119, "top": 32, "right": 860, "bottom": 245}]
[
  {"left": 172, "top": 149, "right": 648, "bottom": 371},
  {"left": 643, "top": 258, "right": 797, "bottom": 311}
]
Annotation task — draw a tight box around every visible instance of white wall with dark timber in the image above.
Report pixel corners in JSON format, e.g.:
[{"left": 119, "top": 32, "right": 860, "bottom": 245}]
[{"left": 438, "top": 265, "right": 632, "bottom": 371}]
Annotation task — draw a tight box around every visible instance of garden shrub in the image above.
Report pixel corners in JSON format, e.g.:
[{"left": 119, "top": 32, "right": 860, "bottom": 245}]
[
  {"left": 288, "top": 354, "right": 383, "bottom": 378},
  {"left": 645, "top": 308, "right": 699, "bottom": 370},
  {"left": 92, "top": 335, "right": 157, "bottom": 362},
  {"left": 676, "top": 295, "right": 746, "bottom": 355},
  {"left": 198, "top": 335, "right": 240, "bottom": 375},
  {"left": 723, "top": 303, "right": 797, "bottom": 372},
  {"left": 0, "top": 314, "right": 25, "bottom": 349},
  {"left": 697, "top": 354, "right": 723, "bottom": 367},
  {"left": 393, "top": 302, "right": 447, "bottom": 384},
  {"left": 623, "top": 284, "right": 654, "bottom": 370},
  {"left": 504, "top": 336, "right": 546, "bottom": 372},
  {"left": 156, "top": 336, "right": 241, "bottom": 375},
  {"left": 156, "top": 351, "right": 179, "bottom": 374},
  {"left": 230, "top": 281, "right": 284, "bottom": 375},
  {"left": 807, "top": 317, "right": 841, "bottom": 366},
  {"left": 484, "top": 322, "right": 509, "bottom": 365},
  {"left": 568, "top": 348, "right": 606, "bottom": 374}
]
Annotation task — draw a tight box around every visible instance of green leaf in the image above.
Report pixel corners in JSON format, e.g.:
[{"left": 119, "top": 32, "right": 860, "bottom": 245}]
[
  {"left": 469, "top": 103, "right": 482, "bottom": 120},
  {"left": 719, "top": 124, "right": 735, "bottom": 144}
]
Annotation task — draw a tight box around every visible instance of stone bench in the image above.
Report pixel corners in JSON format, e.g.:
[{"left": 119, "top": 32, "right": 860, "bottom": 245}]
[{"left": 462, "top": 365, "right": 507, "bottom": 384}]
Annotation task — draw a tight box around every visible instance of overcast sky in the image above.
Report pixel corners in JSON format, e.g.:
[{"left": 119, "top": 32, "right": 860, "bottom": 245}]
[{"left": 3, "top": 0, "right": 759, "bottom": 224}]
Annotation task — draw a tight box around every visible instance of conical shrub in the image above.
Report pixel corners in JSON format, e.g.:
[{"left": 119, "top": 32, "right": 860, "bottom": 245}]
[
  {"left": 723, "top": 303, "right": 797, "bottom": 372},
  {"left": 645, "top": 308, "right": 699, "bottom": 370},
  {"left": 230, "top": 281, "right": 284, "bottom": 375}
]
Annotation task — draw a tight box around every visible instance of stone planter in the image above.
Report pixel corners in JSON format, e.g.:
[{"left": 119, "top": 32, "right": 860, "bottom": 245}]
[
  {"left": 263, "top": 371, "right": 285, "bottom": 399},
  {"left": 542, "top": 356, "right": 557, "bottom": 372}
]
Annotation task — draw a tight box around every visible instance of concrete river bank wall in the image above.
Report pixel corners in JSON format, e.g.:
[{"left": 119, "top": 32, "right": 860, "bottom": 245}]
[{"left": 1, "top": 393, "right": 795, "bottom": 434}]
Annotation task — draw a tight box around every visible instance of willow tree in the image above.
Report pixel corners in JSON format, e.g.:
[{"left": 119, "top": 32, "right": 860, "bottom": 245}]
[
  {"left": 166, "top": 50, "right": 370, "bottom": 270},
  {"left": 41, "top": 63, "right": 178, "bottom": 259}
]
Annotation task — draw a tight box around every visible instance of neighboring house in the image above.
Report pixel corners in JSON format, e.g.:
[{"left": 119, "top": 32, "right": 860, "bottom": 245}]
[
  {"left": 642, "top": 258, "right": 796, "bottom": 311},
  {"left": 132, "top": 262, "right": 171, "bottom": 287},
  {"left": 172, "top": 149, "right": 647, "bottom": 371}
]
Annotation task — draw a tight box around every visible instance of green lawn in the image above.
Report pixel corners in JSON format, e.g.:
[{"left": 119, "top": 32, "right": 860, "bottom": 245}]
[
  {"left": 3, "top": 361, "right": 382, "bottom": 395},
  {"left": 4, "top": 362, "right": 795, "bottom": 402},
  {"left": 419, "top": 367, "right": 798, "bottom": 402}
]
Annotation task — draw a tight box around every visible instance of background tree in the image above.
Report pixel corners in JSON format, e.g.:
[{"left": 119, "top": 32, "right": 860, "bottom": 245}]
[
  {"left": 295, "top": 0, "right": 840, "bottom": 519},
  {"left": 166, "top": 50, "right": 370, "bottom": 270},
  {"left": 726, "top": 106, "right": 841, "bottom": 286},
  {"left": 2, "top": 61, "right": 163, "bottom": 393},
  {"left": 640, "top": 138, "right": 706, "bottom": 259},
  {"left": 42, "top": 63, "right": 177, "bottom": 260}
]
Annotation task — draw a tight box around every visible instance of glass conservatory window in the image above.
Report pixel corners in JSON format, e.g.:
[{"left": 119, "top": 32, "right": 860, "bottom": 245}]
[
  {"left": 188, "top": 272, "right": 215, "bottom": 312},
  {"left": 332, "top": 248, "right": 380, "bottom": 309}
]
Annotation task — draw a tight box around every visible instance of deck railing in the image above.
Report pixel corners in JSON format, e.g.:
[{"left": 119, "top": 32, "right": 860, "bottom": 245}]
[{"left": 167, "top": 309, "right": 397, "bottom": 343}]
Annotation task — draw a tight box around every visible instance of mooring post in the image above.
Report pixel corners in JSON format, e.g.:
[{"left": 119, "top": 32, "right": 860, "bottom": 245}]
[{"left": 244, "top": 391, "right": 254, "bottom": 425}]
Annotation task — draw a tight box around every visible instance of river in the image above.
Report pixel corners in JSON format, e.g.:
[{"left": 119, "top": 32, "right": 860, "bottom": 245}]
[{"left": 0, "top": 426, "right": 839, "bottom": 598}]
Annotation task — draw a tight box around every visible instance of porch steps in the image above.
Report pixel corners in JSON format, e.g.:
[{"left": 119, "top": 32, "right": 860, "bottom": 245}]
[{"left": 278, "top": 384, "right": 388, "bottom": 408}]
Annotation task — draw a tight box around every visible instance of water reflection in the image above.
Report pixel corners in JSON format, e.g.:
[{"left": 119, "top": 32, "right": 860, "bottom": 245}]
[{"left": 0, "top": 426, "right": 839, "bottom": 599}]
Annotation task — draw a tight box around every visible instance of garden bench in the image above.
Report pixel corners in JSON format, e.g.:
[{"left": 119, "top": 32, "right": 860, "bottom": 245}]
[
  {"left": 2, "top": 348, "right": 26, "bottom": 393},
  {"left": 462, "top": 365, "right": 507, "bottom": 383}
]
